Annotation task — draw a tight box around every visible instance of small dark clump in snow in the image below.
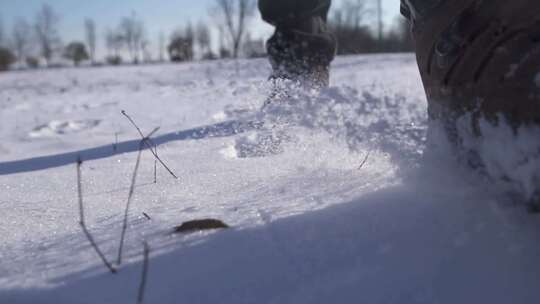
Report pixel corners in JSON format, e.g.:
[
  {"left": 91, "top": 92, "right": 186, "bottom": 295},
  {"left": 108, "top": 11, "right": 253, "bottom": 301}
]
[{"left": 174, "top": 219, "right": 230, "bottom": 234}]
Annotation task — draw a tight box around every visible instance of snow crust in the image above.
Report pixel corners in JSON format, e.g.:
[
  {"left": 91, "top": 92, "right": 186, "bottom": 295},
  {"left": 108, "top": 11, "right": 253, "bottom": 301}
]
[
  {"left": 1, "top": 54, "right": 540, "bottom": 304},
  {"left": 453, "top": 114, "right": 540, "bottom": 201}
]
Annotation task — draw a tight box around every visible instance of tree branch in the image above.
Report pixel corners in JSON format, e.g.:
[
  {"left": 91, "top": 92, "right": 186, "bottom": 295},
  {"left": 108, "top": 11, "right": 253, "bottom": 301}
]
[
  {"left": 76, "top": 159, "right": 117, "bottom": 274},
  {"left": 117, "top": 142, "right": 143, "bottom": 265},
  {"left": 137, "top": 241, "right": 151, "bottom": 304},
  {"left": 121, "top": 110, "right": 178, "bottom": 179},
  {"left": 358, "top": 150, "right": 371, "bottom": 170}
]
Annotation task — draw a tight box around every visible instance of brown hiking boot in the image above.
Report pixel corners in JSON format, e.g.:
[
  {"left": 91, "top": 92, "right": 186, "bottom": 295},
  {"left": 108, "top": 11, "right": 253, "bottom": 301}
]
[
  {"left": 403, "top": 0, "right": 540, "bottom": 209},
  {"left": 402, "top": 0, "right": 540, "bottom": 137}
]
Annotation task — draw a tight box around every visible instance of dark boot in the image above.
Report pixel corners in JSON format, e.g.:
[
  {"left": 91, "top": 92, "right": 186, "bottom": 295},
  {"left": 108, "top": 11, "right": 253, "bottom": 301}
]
[
  {"left": 259, "top": 0, "right": 337, "bottom": 90},
  {"left": 402, "top": 0, "right": 540, "bottom": 136},
  {"left": 402, "top": 0, "right": 540, "bottom": 208}
]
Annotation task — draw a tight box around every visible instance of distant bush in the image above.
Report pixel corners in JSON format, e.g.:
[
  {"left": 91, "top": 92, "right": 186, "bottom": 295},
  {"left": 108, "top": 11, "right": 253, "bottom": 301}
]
[
  {"left": 219, "top": 48, "right": 231, "bottom": 59},
  {"left": 48, "top": 63, "right": 67, "bottom": 69},
  {"left": 168, "top": 36, "right": 194, "bottom": 62},
  {"left": 331, "top": 25, "right": 378, "bottom": 55},
  {"left": 201, "top": 52, "right": 217, "bottom": 60},
  {"left": 106, "top": 55, "right": 122, "bottom": 66},
  {"left": 0, "top": 48, "right": 16, "bottom": 71},
  {"left": 64, "top": 42, "right": 89, "bottom": 66},
  {"left": 26, "top": 57, "right": 40, "bottom": 69}
]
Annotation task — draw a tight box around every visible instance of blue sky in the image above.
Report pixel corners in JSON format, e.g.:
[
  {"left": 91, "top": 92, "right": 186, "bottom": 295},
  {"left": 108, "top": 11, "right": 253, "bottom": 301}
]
[{"left": 1, "top": 0, "right": 401, "bottom": 58}]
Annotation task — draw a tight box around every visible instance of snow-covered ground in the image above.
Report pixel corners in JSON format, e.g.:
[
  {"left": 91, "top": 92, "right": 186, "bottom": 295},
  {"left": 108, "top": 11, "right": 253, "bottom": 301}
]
[{"left": 1, "top": 54, "right": 540, "bottom": 304}]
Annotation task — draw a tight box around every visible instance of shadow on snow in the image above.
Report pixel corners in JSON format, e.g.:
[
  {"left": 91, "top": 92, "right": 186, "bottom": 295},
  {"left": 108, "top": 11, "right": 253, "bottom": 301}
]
[
  {"left": 0, "top": 119, "right": 262, "bottom": 176},
  {"left": 3, "top": 175, "right": 540, "bottom": 304}
]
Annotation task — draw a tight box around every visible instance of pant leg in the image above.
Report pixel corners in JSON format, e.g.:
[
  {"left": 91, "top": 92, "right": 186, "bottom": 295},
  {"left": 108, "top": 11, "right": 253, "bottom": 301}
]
[
  {"left": 401, "top": 0, "right": 540, "bottom": 130},
  {"left": 259, "top": 0, "right": 337, "bottom": 88},
  {"left": 259, "top": 0, "right": 332, "bottom": 26}
]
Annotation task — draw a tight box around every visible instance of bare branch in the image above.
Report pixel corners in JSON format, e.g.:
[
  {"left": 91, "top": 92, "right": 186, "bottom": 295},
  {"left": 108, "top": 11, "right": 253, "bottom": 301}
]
[
  {"left": 80, "top": 223, "right": 118, "bottom": 274},
  {"left": 76, "top": 159, "right": 117, "bottom": 274},
  {"left": 358, "top": 150, "right": 371, "bottom": 170},
  {"left": 118, "top": 13, "right": 145, "bottom": 63},
  {"left": 212, "top": 0, "right": 255, "bottom": 58},
  {"left": 137, "top": 241, "right": 150, "bottom": 304},
  {"left": 34, "top": 4, "right": 61, "bottom": 66},
  {"left": 121, "top": 110, "right": 178, "bottom": 179},
  {"left": 117, "top": 143, "right": 143, "bottom": 265},
  {"left": 85, "top": 18, "right": 97, "bottom": 64},
  {"left": 145, "top": 126, "right": 160, "bottom": 139},
  {"left": 153, "top": 144, "right": 158, "bottom": 184},
  {"left": 0, "top": 15, "right": 4, "bottom": 47},
  {"left": 113, "top": 132, "right": 119, "bottom": 153},
  {"left": 196, "top": 22, "right": 211, "bottom": 54},
  {"left": 77, "top": 157, "right": 85, "bottom": 224},
  {"left": 12, "top": 18, "right": 31, "bottom": 67}
]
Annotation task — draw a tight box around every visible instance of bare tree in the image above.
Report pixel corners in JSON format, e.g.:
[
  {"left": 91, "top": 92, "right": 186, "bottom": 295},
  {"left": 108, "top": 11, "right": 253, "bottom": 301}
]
[
  {"left": 105, "top": 29, "right": 114, "bottom": 57},
  {"left": 330, "top": 0, "right": 376, "bottom": 54},
  {"left": 119, "top": 13, "right": 145, "bottom": 63},
  {"left": 34, "top": 4, "right": 61, "bottom": 66},
  {"left": 388, "top": 16, "right": 414, "bottom": 52},
  {"left": 217, "top": 26, "right": 228, "bottom": 58},
  {"left": 212, "top": 0, "right": 256, "bottom": 58},
  {"left": 343, "top": 0, "right": 369, "bottom": 29},
  {"left": 376, "top": 0, "right": 383, "bottom": 48},
  {"left": 168, "top": 27, "right": 194, "bottom": 62},
  {"left": 12, "top": 18, "right": 31, "bottom": 68},
  {"left": 185, "top": 22, "right": 195, "bottom": 46},
  {"left": 85, "top": 18, "right": 96, "bottom": 64},
  {"left": 0, "top": 15, "right": 4, "bottom": 47},
  {"left": 105, "top": 28, "right": 124, "bottom": 57},
  {"left": 196, "top": 22, "right": 211, "bottom": 56},
  {"left": 142, "top": 39, "right": 152, "bottom": 63},
  {"left": 158, "top": 31, "right": 165, "bottom": 62},
  {"left": 242, "top": 32, "right": 265, "bottom": 58}
]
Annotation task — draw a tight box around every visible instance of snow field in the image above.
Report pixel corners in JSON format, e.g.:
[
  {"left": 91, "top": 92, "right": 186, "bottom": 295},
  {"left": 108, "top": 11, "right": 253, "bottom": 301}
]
[{"left": 1, "top": 54, "right": 540, "bottom": 303}]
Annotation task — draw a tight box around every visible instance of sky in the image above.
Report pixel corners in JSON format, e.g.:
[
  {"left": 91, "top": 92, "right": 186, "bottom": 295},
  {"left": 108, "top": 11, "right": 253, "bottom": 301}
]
[{"left": 0, "top": 0, "right": 401, "bottom": 60}]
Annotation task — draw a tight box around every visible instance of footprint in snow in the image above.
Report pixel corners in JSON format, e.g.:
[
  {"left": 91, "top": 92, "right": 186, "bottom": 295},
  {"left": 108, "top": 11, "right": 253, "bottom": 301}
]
[{"left": 29, "top": 119, "right": 101, "bottom": 138}]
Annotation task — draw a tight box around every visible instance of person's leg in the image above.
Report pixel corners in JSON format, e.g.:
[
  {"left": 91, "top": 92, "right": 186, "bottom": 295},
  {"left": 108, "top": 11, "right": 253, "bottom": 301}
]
[
  {"left": 259, "top": 0, "right": 337, "bottom": 89},
  {"left": 401, "top": 0, "right": 540, "bottom": 136},
  {"left": 402, "top": 0, "right": 540, "bottom": 209}
]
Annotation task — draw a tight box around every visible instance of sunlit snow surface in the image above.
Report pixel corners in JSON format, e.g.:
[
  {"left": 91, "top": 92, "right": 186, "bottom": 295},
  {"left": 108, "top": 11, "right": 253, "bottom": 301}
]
[{"left": 1, "top": 55, "right": 540, "bottom": 304}]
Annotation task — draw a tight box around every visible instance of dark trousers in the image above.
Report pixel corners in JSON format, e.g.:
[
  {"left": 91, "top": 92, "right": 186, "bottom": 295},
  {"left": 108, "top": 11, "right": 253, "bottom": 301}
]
[
  {"left": 258, "top": 0, "right": 337, "bottom": 86},
  {"left": 400, "top": 0, "right": 540, "bottom": 128}
]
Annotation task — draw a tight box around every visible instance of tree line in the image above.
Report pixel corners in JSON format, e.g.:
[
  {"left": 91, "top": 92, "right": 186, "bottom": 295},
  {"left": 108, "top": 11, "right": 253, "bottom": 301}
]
[
  {"left": 0, "top": 0, "right": 412, "bottom": 72},
  {"left": 329, "top": 0, "right": 413, "bottom": 55}
]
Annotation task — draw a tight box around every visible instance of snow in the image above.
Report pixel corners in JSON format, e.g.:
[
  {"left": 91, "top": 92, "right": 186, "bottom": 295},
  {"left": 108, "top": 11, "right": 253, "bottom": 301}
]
[
  {"left": 1, "top": 54, "right": 540, "bottom": 304},
  {"left": 456, "top": 114, "right": 540, "bottom": 201}
]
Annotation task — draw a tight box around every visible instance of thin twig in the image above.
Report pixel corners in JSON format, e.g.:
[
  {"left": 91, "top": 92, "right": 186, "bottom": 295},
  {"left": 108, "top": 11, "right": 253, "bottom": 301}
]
[
  {"left": 146, "top": 127, "right": 160, "bottom": 139},
  {"left": 142, "top": 133, "right": 158, "bottom": 180},
  {"left": 77, "top": 158, "right": 85, "bottom": 223},
  {"left": 358, "top": 150, "right": 371, "bottom": 170},
  {"left": 80, "top": 223, "right": 118, "bottom": 274},
  {"left": 153, "top": 144, "right": 158, "bottom": 184},
  {"left": 117, "top": 143, "right": 143, "bottom": 266},
  {"left": 144, "top": 137, "right": 158, "bottom": 159},
  {"left": 113, "top": 132, "right": 119, "bottom": 153},
  {"left": 76, "top": 159, "right": 117, "bottom": 274},
  {"left": 121, "top": 110, "right": 178, "bottom": 179},
  {"left": 137, "top": 241, "right": 151, "bottom": 304}
]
